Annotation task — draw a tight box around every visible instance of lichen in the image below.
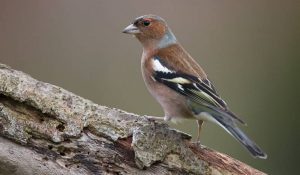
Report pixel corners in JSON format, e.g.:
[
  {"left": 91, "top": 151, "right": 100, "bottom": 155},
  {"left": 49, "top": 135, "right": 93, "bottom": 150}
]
[{"left": 132, "top": 123, "right": 209, "bottom": 174}]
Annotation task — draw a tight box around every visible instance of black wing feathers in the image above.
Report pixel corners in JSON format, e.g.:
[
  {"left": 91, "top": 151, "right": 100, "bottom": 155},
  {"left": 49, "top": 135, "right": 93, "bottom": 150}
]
[{"left": 152, "top": 56, "right": 246, "bottom": 125}]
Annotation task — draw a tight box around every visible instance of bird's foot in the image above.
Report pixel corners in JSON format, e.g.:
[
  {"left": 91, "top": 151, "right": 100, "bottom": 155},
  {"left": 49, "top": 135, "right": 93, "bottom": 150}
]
[
  {"left": 196, "top": 140, "right": 201, "bottom": 145},
  {"left": 191, "top": 140, "right": 204, "bottom": 152},
  {"left": 194, "top": 139, "right": 202, "bottom": 148},
  {"left": 143, "top": 115, "right": 165, "bottom": 124}
]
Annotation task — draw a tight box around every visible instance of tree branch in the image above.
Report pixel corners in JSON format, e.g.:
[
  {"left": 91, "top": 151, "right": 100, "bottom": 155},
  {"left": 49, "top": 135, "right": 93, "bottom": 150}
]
[{"left": 0, "top": 63, "right": 265, "bottom": 175}]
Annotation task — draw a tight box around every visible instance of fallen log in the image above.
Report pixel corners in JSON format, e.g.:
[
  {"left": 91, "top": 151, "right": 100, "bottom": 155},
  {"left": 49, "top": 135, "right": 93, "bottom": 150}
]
[{"left": 0, "top": 63, "right": 265, "bottom": 175}]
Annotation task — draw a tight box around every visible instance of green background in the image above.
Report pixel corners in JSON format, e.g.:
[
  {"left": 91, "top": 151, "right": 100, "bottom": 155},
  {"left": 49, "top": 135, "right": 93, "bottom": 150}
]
[{"left": 0, "top": 0, "right": 299, "bottom": 174}]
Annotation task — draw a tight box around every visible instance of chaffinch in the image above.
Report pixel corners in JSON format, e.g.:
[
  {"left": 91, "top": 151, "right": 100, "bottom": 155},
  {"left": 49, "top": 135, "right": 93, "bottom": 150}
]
[{"left": 123, "top": 14, "right": 267, "bottom": 159}]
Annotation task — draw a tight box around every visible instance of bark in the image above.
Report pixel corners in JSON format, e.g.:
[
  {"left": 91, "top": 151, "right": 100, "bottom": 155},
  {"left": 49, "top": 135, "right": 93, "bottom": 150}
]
[{"left": 0, "top": 63, "right": 265, "bottom": 175}]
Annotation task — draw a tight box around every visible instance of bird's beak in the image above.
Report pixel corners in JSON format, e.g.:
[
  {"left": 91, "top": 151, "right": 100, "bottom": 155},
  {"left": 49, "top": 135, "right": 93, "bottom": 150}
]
[{"left": 122, "top": 24, "right": 140, "bottom": 34}]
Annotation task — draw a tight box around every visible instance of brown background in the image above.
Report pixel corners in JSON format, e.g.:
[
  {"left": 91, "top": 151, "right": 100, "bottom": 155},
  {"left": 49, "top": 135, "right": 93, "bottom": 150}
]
[{"left": 0, "top": 0, "right": 299, "bottom": 174}]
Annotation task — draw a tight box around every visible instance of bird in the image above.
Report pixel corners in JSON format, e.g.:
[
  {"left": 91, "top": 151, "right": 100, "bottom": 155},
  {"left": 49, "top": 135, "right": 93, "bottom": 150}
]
[{"left": 122, "top": 14, "right": 267, "bottom": 159}]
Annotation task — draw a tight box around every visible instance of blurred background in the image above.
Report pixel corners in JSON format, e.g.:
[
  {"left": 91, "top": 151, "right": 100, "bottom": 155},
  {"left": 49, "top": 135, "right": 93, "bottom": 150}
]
[{"left": 0, "top": 0, "right": 299, "bottom": 174}]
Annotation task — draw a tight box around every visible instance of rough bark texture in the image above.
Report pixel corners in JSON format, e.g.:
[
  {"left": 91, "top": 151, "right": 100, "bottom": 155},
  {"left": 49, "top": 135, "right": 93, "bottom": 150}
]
[{"left": 0, "top": 63, "right": 265, "bottom": 175}]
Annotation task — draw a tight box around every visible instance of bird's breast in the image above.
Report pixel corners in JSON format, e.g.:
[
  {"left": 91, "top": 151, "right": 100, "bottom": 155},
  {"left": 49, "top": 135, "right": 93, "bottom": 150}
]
[{"left": 141, "top": 55, "right": 193, "bottom": 119}]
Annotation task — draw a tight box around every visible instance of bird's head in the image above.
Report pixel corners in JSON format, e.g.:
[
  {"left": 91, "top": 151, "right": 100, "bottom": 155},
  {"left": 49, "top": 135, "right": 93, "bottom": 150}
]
[{"left": 123, "top": 15, "right": 177, "bottom": 49}]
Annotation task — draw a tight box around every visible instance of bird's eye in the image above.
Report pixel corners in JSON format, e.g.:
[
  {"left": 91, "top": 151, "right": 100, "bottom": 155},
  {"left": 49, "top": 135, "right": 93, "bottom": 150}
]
[{"left": 143, "top": 20, "right": 151, "bottom": 26}]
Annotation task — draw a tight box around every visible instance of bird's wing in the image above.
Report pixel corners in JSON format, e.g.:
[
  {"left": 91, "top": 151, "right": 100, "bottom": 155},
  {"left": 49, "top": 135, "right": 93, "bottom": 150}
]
[{"left": 152, "top": 56, "right": 245, "bottom": 125}]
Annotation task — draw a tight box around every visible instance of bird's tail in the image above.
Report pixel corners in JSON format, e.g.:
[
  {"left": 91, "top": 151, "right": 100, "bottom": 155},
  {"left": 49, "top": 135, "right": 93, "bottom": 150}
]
[{"left": 217, "top": 119, "right": 267, "bottom": 159}]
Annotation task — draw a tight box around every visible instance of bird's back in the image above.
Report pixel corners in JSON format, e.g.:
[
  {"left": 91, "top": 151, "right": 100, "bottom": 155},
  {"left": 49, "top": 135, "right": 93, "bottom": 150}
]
[{"left": 156, "top": 44, "right": 207, "bottom": 80}]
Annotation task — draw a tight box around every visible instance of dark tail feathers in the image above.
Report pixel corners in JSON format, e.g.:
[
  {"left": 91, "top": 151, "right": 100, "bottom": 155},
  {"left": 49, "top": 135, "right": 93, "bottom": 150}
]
[
  {"left": 221, "top": 122, "right": 267, "bottom": 159},
  {"left": 214, "top": 117, "right": 267, "bottom": 159}
]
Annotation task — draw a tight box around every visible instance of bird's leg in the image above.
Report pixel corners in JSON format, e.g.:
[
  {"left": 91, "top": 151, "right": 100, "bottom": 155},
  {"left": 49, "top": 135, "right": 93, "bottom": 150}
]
[{"left": 196, "top": 120, "right": 204, "bottom": 146}]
